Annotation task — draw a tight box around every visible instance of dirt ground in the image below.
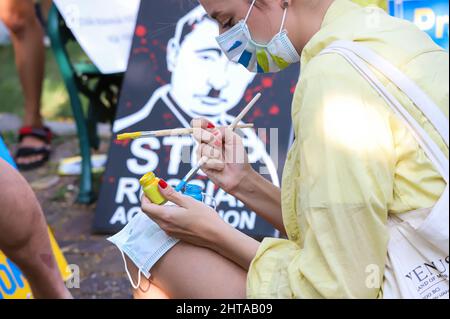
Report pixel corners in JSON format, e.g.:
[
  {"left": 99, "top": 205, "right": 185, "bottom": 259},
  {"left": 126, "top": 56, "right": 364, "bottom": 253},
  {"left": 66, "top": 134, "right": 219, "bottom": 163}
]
[{"left": 17, "top": 134, "right": 133, "bottom": 299}]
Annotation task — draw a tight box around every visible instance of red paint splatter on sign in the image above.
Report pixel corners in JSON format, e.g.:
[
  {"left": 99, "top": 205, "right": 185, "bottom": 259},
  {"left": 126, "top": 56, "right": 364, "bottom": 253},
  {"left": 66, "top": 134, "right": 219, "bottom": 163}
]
[
  {"left": 133, "top": 47, "right": 150, "bottom": 54},
  {"left": 135, "top": 25, "right": 147, "bottom": 37},
  {"left": 114, "top": 139, "right": 130, "bottom": 147},
  {"left": 155, "top": 76, "right": 166, "bottom": 85},
  {"left": 269, "top": 105, "right": 280, "bottom": 115},
  {"left": 253, "top": 107, "right": 263, "bottom": 118},
  {"left": 163, "top": 113, "right": 174, "bottom": 120},
  {"left": 290, "top": 85, "right": 296, "bottom": 94},
  {"left": 262, "top": 77, "right": 273, "bottom": 88}
]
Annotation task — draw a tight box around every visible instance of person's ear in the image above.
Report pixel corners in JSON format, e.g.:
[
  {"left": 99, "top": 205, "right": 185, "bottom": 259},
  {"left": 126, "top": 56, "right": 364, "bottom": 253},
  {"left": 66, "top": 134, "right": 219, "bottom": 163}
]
[
  {"left": 166, "top": 38, "right": 180, "bottom": 72},
  {"left": 279, "top": 0, "right": 290, "bottom": 9}
]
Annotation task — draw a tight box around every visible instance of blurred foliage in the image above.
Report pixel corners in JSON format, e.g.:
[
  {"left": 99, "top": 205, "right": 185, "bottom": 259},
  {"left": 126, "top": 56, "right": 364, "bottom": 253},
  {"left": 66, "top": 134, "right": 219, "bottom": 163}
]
[
  {"left": 0, "top": 43, "right": 87, "bottom": 121},
  {"left": 0, "top": 129, "right": 15, "bottom": 145}
]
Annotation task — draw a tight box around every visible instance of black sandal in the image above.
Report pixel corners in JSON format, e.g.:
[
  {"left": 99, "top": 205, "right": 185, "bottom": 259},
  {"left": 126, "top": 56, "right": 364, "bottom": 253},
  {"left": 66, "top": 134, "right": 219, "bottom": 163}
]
[{"left": 15, "top": 126, "right": 52, "bottom": 171}]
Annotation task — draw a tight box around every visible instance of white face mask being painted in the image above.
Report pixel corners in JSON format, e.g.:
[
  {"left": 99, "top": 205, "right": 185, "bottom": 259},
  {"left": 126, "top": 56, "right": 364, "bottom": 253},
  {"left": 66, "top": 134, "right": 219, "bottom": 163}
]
[
  {"left": 107, "top": 212, "right": 179, "bottom": 289},
  {"left": 216, "top": 0, "right": 300, "bottom": 73}
]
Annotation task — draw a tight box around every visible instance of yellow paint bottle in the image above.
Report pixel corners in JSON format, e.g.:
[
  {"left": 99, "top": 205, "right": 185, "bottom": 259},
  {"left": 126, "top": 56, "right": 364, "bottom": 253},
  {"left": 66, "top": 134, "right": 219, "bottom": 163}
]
[{"left": 139, "top": 172, "right": 167, "bottom": 205}]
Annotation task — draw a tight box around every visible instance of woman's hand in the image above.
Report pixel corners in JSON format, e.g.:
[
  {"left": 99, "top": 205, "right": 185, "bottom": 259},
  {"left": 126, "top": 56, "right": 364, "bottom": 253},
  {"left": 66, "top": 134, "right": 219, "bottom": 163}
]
[
  {"left": 141, "top": 179, "right": 226, "bottom": 249},
  {"left": 141, "top": 179, "right": 261, "bottom": 270},
  {"left": 191, "top": 118, "right": 286, "bottom": 235},
  {"left": 191, "top": 118, "right": 254, "bottom": 194}
]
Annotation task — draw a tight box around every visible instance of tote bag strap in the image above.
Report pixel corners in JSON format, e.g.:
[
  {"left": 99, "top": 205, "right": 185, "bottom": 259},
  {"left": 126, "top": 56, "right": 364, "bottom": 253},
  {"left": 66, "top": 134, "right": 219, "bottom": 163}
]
[
  {"left": 319, "top": 41, "right": 449, "bottom": 184},
  {"left": 324, "top": 40, "right": 448, "bottom": 147}
]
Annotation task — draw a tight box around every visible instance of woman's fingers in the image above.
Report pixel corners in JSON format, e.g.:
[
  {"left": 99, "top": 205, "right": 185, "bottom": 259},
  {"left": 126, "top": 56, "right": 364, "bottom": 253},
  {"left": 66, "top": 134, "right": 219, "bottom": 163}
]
[
  {"left": 191, "top": 118, "right": 220, "bottom": 145},
  {"left": 222, "top": 128, "right": 243, "bottom": 147},
  {"left": 141, "top": 195, "right": 170, "bottom": 220},
  {"left": 158, "top": 179, "right": 196, "bottom": 207},
  {"left": 141, "top": 180, "right": 195, "bottom": 217},
  {"left": 228, "top": 129, "right": 247, "bottom": 164},
  {"left": 193, "top": 128, "right": 217, "bottom": 145},
  {"left": 191, "top": 118, "right": 215, "bottom": 130},
  {"left": 198, "top": 143, "right": 222, "bottom": 160},
  {"left": 141, "top": 195, "right": 182, "bottom": 236},
  {"left": 203, "top": 158, "right": 225, "bottom": 171},
  {"left": 197, "top": 144, "right": 225, "bottom": 171}
]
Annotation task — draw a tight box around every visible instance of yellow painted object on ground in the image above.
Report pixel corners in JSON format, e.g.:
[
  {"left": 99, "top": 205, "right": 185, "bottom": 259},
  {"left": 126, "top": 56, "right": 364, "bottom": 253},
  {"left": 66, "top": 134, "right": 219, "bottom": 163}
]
[
  {"left": 58, "top": 154, "right": 107, "bottom": 176},
  {"left": 0, "top": 228, "right": 70, "bottom": 299}
]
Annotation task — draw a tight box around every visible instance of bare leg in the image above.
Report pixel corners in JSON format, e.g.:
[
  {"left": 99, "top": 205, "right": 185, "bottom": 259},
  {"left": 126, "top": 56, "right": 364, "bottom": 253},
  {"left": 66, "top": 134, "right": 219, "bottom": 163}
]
[
  {"left": 133, "top": 279, "right": 170, "bottom": 299},
  {"left": 0, "top": 159, "right": 71, "bottom": 298},
  {"left": 127, "top": 242, "right": 249, "bottom": 299},
  {"left": 0, "top": 0, "right": 47, "bottom": 166}
]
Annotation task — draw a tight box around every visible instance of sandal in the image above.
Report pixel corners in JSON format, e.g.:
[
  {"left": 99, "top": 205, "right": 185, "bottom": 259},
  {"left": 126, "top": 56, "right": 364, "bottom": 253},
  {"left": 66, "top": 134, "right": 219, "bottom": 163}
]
[{"left": 15, "top": 126, "right": 52, "bottom": 171}]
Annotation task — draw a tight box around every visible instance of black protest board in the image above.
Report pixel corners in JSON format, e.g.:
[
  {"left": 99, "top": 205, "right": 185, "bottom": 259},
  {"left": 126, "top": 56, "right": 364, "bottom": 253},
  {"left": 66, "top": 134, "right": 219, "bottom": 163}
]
[{"left": 94, "top": 0, "right": 299, "bottom": 238}]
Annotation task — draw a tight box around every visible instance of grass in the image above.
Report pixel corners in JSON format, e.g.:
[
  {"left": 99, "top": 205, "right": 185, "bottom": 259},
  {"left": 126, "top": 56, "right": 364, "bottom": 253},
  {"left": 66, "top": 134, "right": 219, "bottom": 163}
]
[{"left": 0, "top": 42, "right": 86, "bottom": 121}]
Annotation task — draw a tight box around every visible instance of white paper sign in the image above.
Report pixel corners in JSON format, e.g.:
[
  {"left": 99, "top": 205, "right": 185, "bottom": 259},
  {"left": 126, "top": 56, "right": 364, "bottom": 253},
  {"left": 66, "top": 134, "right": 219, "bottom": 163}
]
[{"left": 54, "top": 0, "right": 140, "bottom": 74}]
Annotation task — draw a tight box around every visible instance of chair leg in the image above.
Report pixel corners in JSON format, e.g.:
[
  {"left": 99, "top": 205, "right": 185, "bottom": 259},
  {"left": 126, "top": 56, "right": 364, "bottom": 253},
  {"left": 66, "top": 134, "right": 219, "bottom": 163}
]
[
  {"left": 66, "top": 82, "right": 95, "bottom": 204},
  {"left": 87, "top": 101, "right": 100, "bottom": 151},
  {"left": 47, "top": 5, "right": 95, "bottom": 204},
  {"left": 59, "top": 79, "right": 95, "bottom": 203},
  {"left": 76, "top": 110, "right": 95, "bottom": 204}
]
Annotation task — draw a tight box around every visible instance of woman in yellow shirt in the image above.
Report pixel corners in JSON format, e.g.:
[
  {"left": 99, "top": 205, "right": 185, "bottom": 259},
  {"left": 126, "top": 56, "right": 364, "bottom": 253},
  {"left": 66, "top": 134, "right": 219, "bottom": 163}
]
[{"left": 136, "top": 0, "right": 448, "bottom": 298}]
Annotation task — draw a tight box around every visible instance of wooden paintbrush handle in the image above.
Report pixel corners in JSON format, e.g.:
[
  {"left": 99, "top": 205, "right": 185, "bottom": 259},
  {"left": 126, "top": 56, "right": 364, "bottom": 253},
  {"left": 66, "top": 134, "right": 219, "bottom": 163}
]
[{"left": 152, "top": 123, "right": 254, "bottom": 137}]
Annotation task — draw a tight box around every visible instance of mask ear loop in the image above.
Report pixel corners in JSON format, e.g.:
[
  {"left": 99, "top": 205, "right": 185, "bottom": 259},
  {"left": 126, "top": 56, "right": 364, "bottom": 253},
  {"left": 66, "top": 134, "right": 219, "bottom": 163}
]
[
  {"left": 246, "top": 0, "right": 288, "bottom": 34},
  {"left": 244, "top": 0, "right": 257, "bottom": 23},
  {"left": 279, "top": 5, "right": 288, "bottom": 33},
  {"left": 119, "top": 249, "right": 142, "bottom": 290}
]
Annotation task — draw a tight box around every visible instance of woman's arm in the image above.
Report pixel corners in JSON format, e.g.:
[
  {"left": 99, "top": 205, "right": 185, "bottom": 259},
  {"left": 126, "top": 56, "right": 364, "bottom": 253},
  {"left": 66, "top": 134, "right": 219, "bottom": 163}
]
[
  {"left": 233, "top": 169, "right": 285, "bottom": 235},
  {"left": 206, "top": 216, "right": 261, "bottom": 270}
]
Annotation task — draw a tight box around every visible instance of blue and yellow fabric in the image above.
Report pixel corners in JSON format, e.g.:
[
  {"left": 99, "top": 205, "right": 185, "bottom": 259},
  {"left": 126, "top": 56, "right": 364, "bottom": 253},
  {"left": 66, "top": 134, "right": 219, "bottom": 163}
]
[{"left": 0, "top": 136, "right": 70, "bottom": 299}]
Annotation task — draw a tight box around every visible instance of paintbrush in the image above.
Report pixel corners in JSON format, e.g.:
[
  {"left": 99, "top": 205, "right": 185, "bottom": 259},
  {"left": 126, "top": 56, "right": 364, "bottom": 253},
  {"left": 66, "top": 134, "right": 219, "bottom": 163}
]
[
  {"left": 175, "top": 93, "right": 262, "bottom": 192},
  {"left": 116, "top": 124, "right": 255, "bottom": 141}
]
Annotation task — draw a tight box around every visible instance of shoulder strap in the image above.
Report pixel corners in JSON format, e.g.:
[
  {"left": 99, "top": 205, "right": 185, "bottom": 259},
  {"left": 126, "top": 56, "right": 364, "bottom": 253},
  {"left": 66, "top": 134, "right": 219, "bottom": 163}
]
[
  {"left": 324, "top": 40, "right": 449, "bottom": 147},
  {"left": 319, "top": 41, "right": 449, "bottom": 184}
]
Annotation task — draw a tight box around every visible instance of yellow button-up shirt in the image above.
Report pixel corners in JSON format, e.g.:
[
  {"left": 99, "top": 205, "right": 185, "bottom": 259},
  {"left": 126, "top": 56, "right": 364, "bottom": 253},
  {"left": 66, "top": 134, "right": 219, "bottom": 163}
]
[{"left": 247, "top": 0, "right": 449, "bottom": 299}]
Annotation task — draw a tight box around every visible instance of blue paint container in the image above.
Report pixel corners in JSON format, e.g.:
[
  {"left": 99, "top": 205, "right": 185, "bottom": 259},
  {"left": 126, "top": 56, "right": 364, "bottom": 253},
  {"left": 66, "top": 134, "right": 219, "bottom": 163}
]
[{"left": 183, "top": 184, "right": 203, "bottom": 202}]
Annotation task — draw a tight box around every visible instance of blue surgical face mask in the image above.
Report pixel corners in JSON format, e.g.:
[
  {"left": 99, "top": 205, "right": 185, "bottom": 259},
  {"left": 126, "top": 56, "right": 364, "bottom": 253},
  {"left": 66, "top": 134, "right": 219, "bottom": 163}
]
[
  {"left": 216, "top": 0, "right": 300, "bottom": 73},
  {"left": 107, "top": 212, "right": 179, "bottom": 289}
]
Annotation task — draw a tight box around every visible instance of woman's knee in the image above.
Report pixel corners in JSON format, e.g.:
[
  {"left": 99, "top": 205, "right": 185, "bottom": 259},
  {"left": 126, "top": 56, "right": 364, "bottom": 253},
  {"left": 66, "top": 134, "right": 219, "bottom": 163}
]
[
  {"left": 151, "top": 242, "right": 248, "bottom": 298},
  {"left": 0, "top": 0, "right": 37, "bottom": 35}
]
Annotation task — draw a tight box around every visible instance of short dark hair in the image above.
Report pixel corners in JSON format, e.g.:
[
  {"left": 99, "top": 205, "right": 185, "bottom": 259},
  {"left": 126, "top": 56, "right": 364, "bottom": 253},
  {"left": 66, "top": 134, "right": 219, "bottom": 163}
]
[{"left": 173, "top": 6, "right": 214, "bottom": 46}]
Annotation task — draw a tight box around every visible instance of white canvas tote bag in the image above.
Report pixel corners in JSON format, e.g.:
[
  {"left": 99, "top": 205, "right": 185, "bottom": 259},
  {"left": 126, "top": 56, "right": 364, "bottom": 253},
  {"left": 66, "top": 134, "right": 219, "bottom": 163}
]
[{"left": 320, "top": 40, "right": 449, "bottom": 299}]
